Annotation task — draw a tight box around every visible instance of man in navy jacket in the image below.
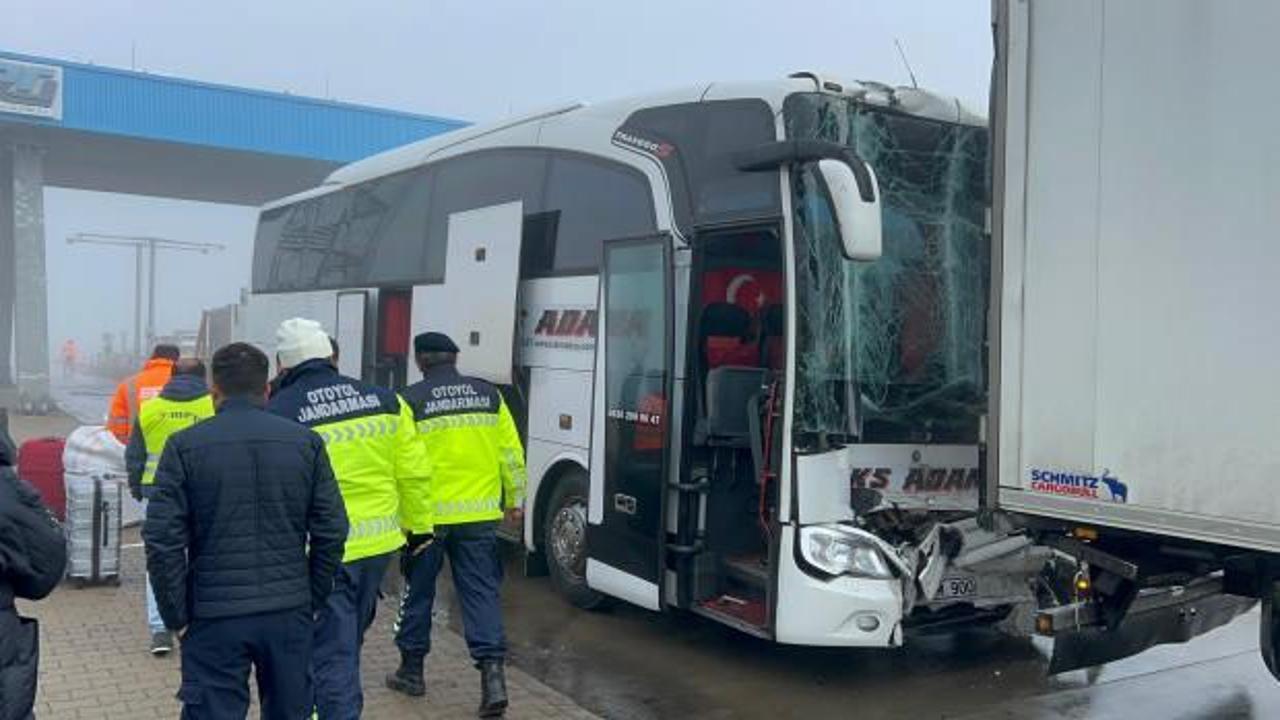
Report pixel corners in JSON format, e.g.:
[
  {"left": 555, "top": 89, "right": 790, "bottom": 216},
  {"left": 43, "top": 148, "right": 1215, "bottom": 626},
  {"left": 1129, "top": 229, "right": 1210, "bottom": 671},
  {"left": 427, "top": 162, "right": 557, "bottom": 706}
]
[{"left": 144, "top": 342, "right": 348, "bottom": 718}]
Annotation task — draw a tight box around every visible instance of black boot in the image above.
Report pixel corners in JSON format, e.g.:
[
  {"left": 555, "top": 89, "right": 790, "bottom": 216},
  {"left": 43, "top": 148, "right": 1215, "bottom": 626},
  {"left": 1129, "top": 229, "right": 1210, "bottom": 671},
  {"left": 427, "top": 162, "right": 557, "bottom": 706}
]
[
  {"left": 385, "top": 651, "right": 426, "bottom": 697},
  {"left": 477, "top": 658, "right": 508, "bottom": 717}
]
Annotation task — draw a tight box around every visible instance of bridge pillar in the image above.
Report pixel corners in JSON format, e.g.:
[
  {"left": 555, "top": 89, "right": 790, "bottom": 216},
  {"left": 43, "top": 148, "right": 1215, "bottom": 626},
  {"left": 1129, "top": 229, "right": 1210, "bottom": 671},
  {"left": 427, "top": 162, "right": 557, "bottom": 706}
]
[{"left": 0, "top": 143, "right": 51, "bottom": 412}]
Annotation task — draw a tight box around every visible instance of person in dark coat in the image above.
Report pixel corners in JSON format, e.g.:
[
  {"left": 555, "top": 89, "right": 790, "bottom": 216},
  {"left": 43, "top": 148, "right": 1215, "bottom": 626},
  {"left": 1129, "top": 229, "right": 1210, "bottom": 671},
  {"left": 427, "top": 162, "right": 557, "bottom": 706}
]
[
  {"left": 0, "top": 432, "right": 68, "bottom": 720},
  {"left": 143, "top": 342, "right": 349, "bottom": 719}
]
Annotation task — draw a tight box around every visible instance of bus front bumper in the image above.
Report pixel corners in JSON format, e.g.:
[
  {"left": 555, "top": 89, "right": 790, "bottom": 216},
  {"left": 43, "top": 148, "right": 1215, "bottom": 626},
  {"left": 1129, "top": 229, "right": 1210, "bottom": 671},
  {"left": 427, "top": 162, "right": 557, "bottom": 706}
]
[{"left": 773, "top": 528, "right": 905, "bottom": 647}]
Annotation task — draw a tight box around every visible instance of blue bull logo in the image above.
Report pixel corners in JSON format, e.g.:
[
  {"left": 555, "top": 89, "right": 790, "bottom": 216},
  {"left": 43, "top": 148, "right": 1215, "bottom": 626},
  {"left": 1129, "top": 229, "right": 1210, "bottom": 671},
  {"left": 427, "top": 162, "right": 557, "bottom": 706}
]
[{"left": 1099, "top": 470, "right": 1128, "bottom": 503}]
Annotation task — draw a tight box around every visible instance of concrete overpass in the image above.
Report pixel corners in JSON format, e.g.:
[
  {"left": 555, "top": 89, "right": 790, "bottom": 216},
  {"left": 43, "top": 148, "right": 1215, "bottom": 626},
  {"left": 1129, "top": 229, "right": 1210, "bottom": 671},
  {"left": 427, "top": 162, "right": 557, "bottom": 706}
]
[{"left": 0, "top": 49, "right": 465, "bottom": 409}]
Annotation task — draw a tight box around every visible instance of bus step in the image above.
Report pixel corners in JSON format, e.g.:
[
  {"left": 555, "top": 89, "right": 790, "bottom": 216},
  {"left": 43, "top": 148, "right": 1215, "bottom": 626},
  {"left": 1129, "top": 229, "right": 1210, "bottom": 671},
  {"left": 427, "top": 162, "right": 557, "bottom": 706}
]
[
  {"left": 694, "top": 594, "right": 769, "bottom": 638},
  {"left": 723, "top": 554, "right": 769, "bottom": 587}
]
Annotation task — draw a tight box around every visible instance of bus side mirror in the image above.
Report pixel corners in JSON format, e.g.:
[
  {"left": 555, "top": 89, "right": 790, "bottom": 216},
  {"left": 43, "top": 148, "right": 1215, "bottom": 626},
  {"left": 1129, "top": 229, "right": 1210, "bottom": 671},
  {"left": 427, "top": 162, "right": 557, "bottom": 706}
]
[{"left": 818, "top": 158, "right": 882, "bottom": 261}]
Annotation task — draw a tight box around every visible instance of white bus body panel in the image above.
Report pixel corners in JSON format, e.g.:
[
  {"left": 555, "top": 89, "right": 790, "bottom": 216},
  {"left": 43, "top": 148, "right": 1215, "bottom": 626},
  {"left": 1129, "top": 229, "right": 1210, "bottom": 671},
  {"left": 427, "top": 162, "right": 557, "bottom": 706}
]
[
  {"left": 411, "top": 202, "right": 524, "bottom": 385},
  {"left": 586, "top": 558, "right": 660, "bottom": 611},
  {"left": 517, "top": 276, "right": 599, "bottom": 372},
  {"left": 515, "top": 275, "right": 598, "bottom": 550},
  {"left": 334, "top": 291, "right": 367, "bottom": 378},
  {"left": 796, "top": 445, "right": 980, "bottom": 525},
  {"left": 996, "top": 0, "right": 1280, "bottom": 552},
  {"left": 235, "top": 290, "right": 339, "bottom": 354}
]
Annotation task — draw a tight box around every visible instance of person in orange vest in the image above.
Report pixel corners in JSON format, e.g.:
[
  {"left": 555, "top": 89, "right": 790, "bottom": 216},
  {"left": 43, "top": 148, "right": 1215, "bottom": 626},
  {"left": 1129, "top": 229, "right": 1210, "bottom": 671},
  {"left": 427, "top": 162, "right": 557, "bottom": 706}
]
[
  {"left": 107, "top": 344, "right": 180, "bottom": 444},
  {"left": 61, "top": 339, "right": 79, "bottom": 379}
]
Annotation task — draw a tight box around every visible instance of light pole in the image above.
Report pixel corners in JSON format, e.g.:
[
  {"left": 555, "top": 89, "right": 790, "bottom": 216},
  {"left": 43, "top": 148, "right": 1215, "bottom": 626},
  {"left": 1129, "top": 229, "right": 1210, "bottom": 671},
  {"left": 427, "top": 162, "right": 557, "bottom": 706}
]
[{"left": 66, "top": 233, "right": 225, "bottom": 358}]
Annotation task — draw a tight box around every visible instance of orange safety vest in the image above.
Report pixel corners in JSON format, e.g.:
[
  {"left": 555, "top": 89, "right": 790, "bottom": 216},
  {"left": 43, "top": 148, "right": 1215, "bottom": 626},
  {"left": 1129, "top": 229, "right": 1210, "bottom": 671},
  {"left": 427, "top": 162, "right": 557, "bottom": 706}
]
[{"left": 107, "top": 358, "right": 174, "bottom": 443}]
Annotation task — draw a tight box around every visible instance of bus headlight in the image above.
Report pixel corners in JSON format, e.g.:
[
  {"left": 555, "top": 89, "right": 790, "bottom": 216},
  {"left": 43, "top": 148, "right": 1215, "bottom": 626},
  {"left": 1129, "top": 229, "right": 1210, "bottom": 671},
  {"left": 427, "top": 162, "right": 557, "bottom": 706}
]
[{"left": 799, "top": 525, "right": 894, "bottom": 580}]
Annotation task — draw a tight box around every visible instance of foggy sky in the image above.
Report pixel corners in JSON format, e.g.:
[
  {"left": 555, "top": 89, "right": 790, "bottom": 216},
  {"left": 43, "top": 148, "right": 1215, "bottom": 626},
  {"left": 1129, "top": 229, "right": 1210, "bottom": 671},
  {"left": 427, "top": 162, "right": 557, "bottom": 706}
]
[{"left": 2, "top": 0, "right": 992, "bottom": 357}]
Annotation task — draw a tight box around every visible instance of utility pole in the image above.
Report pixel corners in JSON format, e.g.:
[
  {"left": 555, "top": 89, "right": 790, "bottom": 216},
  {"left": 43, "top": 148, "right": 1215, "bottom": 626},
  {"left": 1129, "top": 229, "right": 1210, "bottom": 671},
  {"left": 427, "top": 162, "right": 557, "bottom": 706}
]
[{"left": 66, "top": 233, "right": 225, "bottom": 358}]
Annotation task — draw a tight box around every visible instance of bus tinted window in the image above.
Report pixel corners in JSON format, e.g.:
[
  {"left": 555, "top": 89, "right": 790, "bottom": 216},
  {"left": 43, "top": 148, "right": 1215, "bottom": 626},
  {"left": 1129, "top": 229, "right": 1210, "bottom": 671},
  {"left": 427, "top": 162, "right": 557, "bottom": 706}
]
[
  {"left": 255, "top": 148, "right": 654, "bottom": 291},
  {"left": 252, "top": 167, "right": 431, "bottom": 293},
  {"left": 427, "top": 150, "right": 549, "bottom": 280},
  {"left": 532, "top": 155, "right": 656, "bottom": 277},
  {"left": 617, "top": 99, "right": 779, "bottom": 235}
]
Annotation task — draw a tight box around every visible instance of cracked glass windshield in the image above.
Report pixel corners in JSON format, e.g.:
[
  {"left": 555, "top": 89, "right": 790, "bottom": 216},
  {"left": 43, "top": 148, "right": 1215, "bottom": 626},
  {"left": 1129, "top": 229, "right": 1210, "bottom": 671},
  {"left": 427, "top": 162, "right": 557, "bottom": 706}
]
[{"left": 786, "top": 93, "right": 989, "bottom": 446}]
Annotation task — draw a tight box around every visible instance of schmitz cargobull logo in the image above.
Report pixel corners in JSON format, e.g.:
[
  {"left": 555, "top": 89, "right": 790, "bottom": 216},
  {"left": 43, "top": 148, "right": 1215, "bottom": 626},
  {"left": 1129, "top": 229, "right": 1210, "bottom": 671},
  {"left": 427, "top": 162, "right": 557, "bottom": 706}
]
[{"left": 1029, "top": 468, "right": 1128, "bottom": 503}]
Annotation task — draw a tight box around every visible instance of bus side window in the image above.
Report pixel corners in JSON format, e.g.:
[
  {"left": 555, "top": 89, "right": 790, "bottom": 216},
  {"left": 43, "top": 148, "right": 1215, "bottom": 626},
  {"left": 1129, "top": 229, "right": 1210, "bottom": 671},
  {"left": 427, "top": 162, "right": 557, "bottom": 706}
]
[{"left": 528, "top": 154, "right": 656, "bottom": 278}]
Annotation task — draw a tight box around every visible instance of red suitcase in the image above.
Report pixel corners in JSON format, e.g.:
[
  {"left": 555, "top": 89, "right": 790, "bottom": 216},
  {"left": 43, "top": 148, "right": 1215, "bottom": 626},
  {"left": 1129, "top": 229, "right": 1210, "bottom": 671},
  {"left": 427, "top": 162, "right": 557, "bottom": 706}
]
[{"left": 18, "top": 437, "right": 67, "bottom": 521}]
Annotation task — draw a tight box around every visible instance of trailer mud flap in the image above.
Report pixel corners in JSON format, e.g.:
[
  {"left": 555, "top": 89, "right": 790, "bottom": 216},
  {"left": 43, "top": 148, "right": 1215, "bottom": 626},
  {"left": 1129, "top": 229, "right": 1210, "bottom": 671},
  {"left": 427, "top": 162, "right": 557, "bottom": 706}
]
[
  {"left": 1044, "top": 584, "right": 1255, "bottom": 674},
  {"left": 1261, "top": 581, "right": 1280, "bottom": 680}
]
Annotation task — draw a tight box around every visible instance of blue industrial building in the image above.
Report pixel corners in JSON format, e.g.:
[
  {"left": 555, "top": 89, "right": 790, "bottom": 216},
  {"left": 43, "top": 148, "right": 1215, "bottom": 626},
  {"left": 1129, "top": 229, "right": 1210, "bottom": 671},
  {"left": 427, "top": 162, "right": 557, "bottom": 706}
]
[{"left": 0, "top": 49, "right": 466, "bottom": 406}]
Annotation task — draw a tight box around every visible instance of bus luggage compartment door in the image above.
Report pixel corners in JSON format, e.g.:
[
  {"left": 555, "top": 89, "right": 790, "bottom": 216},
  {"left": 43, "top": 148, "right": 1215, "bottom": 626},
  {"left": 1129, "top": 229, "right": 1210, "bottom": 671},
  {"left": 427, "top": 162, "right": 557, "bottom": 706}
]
[{"left": 411, "top": 201, "right": 525, "bottom": 385}]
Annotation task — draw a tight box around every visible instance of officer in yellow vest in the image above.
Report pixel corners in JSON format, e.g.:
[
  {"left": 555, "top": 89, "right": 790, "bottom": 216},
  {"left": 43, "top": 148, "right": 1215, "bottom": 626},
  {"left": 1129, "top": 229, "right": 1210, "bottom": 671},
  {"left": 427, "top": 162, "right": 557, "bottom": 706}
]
[
  {"left": 126, "top": 357, "right": 215, "bottom": 656},
  {"left": 266, "top": 318, "right": 432, "bottom": 720},
  {"left": 387, "top": 332, "right": 526, "bottom": 718}
]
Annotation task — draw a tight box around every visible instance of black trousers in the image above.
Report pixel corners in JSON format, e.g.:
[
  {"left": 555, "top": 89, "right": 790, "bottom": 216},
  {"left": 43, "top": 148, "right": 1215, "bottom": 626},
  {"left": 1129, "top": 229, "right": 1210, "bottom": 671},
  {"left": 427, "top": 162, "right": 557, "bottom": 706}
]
[
  {"left": 394, "top": 521, "right": 506, "bottom": 662},
  {"left": 178, "top": 606, "right": 313, "bottom": 720}
]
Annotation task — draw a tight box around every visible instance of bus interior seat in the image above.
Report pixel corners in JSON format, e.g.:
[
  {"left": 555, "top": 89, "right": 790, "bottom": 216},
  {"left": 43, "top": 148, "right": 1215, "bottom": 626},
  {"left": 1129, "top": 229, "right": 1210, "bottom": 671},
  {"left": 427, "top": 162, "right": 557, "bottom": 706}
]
[
  {"left": 704, "top": 366, "right": 766, "bottom": 447},
  {"left": 695, "top": 302, "right": 753, "bottom": 444}
]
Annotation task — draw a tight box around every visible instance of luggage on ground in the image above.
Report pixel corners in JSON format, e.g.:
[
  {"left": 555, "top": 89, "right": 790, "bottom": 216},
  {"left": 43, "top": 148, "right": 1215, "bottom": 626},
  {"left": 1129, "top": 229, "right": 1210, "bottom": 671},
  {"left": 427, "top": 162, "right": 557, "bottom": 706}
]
[
  {"left": 17, "top": 437, "right": 67, "bottom": 521},
  {"left": 63, "top": 425, "right": 141, "bottom": 525},
  {"left": 63, "top": 427, "right": 126, "bottom": 587}
]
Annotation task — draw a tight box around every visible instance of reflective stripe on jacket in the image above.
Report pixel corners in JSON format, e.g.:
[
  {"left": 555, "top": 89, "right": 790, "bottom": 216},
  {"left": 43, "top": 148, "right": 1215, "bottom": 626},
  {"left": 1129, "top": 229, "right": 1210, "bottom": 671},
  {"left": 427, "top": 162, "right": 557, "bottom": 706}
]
[
  {"left": 138, "top": 395, "right": 215, "bottom": 486},
  {"left": 107, "top": 358, "right": 174, "bottom": 443},
  {"left": 402, "top": 365, "right": 526, "bottom": 526},
  {"left": 267, "top": 360, "right": 432, "bottom": 561}
]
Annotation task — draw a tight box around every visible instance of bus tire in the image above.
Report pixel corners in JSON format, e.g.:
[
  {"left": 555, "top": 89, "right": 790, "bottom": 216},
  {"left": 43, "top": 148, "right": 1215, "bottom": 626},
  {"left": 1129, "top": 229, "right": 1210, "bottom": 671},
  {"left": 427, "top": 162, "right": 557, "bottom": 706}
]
[{"left": 543, "top": 469, "right": 608, "bottom": 611}]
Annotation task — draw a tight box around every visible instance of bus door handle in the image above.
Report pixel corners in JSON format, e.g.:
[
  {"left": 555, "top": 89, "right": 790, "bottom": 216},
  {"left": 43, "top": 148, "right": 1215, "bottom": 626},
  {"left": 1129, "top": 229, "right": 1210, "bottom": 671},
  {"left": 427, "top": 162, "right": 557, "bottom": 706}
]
[{"left": 613, "top": 494, "right": 638, "bottom": 515}]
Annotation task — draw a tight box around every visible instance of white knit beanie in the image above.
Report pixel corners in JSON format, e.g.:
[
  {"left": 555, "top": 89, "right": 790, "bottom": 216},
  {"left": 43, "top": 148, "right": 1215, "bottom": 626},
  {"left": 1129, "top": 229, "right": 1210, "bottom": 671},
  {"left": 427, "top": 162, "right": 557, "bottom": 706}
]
[{"left": 276, "top": 317, "right": 333, "bottom": 369}]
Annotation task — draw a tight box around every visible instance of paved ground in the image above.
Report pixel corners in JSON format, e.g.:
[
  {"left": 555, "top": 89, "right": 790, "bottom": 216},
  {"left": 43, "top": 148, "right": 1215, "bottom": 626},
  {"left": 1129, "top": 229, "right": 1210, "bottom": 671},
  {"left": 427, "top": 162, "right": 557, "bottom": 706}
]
[
  {"left": 8, "top": 401, "right": 596, "bottom": 720},
  {"left": 18, "top": 530, "right": 595, "bottom": 720}
]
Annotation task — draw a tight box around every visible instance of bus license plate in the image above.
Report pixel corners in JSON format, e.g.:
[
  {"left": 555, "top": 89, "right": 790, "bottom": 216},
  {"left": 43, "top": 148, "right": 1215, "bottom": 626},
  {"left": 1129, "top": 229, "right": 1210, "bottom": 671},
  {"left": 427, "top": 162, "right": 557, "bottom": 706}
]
[{"left": 939, "top": 576, "right": 978, "bottom": 600}]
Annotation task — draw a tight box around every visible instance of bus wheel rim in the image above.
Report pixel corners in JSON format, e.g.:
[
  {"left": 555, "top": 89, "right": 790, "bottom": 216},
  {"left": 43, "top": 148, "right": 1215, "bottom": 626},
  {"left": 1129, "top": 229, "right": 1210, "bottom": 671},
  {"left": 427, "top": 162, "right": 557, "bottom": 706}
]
[{"left": 551, "top": 497, "right": 588, "bottom": 581}]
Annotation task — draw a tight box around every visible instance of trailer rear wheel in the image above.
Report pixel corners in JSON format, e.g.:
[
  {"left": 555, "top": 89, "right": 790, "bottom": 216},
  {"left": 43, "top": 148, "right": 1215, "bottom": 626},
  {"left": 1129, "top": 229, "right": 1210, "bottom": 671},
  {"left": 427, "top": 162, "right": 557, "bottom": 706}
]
[{"left": 544, "top": 469, "right": 608, "bottom": 611}]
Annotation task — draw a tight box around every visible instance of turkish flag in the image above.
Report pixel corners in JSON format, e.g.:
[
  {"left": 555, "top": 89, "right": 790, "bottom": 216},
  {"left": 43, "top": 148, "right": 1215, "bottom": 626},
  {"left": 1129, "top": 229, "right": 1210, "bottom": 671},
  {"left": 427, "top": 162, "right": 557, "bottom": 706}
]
[{"left": 701, "top": 269, "right": 782, "bottom": 314}]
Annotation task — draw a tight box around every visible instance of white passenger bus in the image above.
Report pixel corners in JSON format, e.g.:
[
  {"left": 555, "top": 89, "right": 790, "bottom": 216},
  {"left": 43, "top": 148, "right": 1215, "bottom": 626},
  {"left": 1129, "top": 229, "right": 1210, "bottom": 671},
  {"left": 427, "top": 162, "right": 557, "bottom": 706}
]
[{"left": 250, "top": 73, "right": 1051, "bottom": 646}]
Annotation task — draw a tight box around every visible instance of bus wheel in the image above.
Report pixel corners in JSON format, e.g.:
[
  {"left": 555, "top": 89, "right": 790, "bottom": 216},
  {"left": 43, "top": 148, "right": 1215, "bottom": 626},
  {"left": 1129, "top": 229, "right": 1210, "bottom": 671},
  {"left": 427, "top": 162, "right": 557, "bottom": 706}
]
[{"left": 544, "top": 469, "right": 608, "bottom": 610}]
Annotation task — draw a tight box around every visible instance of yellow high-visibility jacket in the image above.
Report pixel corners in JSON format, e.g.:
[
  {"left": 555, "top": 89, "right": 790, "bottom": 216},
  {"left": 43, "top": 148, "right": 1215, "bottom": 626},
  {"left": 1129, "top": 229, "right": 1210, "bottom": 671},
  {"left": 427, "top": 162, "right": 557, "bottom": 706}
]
[
  {"left": 401, "top": 365, "right": 525, "bottom": 525},
  {"left": 125, "top": 376, "right": 214, "bottom": 499},
  {"left": 268, "top": 360, "right": 432, "bottom": 561}
]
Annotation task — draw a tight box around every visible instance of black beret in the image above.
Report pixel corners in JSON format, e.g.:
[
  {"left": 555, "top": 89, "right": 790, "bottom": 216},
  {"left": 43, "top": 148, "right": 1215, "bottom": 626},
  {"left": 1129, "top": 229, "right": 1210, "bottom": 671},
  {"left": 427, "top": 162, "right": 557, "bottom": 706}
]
[{"left": 414, "top": 332, "right": 459, "bottom": 354}]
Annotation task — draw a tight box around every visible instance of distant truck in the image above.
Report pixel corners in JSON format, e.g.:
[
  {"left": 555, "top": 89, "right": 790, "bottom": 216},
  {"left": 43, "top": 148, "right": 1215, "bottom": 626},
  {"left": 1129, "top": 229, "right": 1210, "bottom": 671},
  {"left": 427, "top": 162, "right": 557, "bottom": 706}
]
[{"left": 988, "top": 0, "right": 1277, "bottom": 675}]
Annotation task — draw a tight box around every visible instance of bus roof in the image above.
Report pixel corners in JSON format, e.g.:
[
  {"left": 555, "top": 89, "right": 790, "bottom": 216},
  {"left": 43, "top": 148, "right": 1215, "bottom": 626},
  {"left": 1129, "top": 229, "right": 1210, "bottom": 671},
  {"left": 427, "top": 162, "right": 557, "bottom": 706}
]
[{"left": 262, "top": 74, "right": 983, "bottom": 210}]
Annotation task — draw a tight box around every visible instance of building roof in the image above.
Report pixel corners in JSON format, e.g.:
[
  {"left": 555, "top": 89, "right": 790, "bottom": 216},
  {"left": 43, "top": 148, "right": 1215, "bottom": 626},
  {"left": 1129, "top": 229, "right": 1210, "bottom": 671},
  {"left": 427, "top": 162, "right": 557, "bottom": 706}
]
[{"left": 0, "top": 50, "right": 467, "bottom": 204}]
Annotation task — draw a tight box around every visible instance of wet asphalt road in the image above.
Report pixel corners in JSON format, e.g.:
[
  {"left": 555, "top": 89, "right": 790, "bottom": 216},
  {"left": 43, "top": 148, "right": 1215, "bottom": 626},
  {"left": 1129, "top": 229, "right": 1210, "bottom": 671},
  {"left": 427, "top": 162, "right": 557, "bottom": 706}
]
[
  {"left": 481, "top": 549, "right": 1280, "bottom": 720},
  {"left": 52, "top": 380, "right": 1280, "bottom": 719}
]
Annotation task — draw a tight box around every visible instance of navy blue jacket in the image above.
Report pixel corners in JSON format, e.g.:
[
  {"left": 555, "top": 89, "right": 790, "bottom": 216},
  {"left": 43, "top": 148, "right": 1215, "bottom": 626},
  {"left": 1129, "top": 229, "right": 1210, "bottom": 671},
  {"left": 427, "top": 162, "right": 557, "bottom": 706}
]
[
  {"left": 0, "top": 460, "right": 66, "bottom": 720},
  {"left": 142, "top": 397, "right": 348, "bottom": 628},
  {"left": 266, "top": 359, "right": 403, "bottom": 428}
]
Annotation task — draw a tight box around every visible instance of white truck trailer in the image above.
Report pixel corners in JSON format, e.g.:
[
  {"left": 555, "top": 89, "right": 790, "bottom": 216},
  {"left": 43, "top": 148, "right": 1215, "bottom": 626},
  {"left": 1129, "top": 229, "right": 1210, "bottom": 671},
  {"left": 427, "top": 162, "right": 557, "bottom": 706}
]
[{"left": 989, "top": 0, "right": 1277, "bottom": 675}]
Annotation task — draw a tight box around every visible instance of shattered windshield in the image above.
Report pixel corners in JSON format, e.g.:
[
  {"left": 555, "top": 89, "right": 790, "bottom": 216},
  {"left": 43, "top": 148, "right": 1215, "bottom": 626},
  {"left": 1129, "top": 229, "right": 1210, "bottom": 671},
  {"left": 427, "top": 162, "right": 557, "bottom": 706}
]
[{"left": 786, "top": 93, "right": 989, "bottom": 444}]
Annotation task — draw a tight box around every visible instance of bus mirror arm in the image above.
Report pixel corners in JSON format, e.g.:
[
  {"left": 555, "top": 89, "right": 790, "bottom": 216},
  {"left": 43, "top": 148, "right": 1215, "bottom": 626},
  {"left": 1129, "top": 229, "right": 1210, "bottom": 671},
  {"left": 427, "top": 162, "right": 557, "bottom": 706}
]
[
  {"left": 733, "top": 139, "right": 876, "bottom": 203},
  {"left": 734, "top": 140, "right": 883, "bottom": 261}
]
